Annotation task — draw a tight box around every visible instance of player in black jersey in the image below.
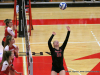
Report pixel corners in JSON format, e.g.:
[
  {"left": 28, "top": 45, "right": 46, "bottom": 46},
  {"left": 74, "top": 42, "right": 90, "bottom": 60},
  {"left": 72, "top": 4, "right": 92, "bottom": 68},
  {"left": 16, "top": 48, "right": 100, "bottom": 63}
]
[{"left": 48, "top": 26, "right": 70, "bottom": 75}]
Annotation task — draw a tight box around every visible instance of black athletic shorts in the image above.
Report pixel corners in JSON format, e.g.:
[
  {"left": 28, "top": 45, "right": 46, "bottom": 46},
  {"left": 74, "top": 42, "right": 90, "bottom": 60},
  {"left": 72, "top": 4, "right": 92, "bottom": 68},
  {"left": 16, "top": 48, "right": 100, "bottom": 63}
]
[
  {"left": 51, "top": 66, "right": 65, "bottom": 73},
  {"left": 2, "top": 41, "right": 5, "bottom": 47}
]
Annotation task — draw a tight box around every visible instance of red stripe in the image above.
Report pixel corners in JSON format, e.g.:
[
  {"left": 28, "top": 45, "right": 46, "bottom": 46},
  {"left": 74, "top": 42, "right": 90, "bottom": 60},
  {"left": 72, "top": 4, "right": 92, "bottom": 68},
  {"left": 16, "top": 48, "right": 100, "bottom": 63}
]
[
  {"left": 13, "top": 57, "right": 24, "bottom": 75},
  {"left": 0, "top": 20, "right": 5, "bottom": 26},
  {"left": 87, "top": 62, "right": 100, "bottom": 75},
  {"left": 0, "top": 18, "right": 100, "bottom": 26},
  {"left": 31, "top": 18, "right": 100, "bottom": 25},
  {"left": 26, "top": 56, "right": 69, "bottom": 75},
  {"left": 73, "top": 52, "right": 100, "bottom": 60}
]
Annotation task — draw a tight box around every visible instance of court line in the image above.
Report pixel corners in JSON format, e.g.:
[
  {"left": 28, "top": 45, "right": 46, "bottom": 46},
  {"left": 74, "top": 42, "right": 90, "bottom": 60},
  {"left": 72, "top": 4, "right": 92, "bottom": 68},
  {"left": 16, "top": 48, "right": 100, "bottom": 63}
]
[
  {"left": 22, "top": 38, "right": 27, "bottom": 75},
  {"left": 91, "top": 31, "right": 100, "bottom": 46},
  {"left": 67, "top": 67, "right": 82, "bottom": 75},
  {"left": 15, "top": 41, "right": 100, "bottom": 44}
]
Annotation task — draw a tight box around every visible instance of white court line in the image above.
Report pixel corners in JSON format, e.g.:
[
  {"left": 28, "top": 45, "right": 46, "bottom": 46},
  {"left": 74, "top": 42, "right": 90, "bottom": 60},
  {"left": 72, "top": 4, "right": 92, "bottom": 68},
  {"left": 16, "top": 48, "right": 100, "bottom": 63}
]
[
  {"left": 91, "top": 31, "right": 100, "bottom": 46},
  {"left": 22, "top": 38, "right": 27, "bottom": 75},
  {"left": 15, "top": 41, "right": 100, "bottom": 44},
  {"left": 67, "top": 67, "right": 82, "bottom": 75}
]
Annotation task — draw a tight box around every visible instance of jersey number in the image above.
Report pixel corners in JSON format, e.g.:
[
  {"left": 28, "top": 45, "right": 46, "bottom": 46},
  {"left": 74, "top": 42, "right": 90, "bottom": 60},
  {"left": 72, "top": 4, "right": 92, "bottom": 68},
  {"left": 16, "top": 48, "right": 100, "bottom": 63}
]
[{"left": 57, "top": 53, "right": 61, "bottom": 57}]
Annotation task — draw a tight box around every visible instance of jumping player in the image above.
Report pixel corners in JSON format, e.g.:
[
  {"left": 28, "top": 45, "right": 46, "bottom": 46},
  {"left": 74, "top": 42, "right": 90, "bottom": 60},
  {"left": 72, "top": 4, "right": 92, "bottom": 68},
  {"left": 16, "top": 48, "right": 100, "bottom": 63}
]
[{"left": 48, "top": 26, "right": 70, "bottom": 75}]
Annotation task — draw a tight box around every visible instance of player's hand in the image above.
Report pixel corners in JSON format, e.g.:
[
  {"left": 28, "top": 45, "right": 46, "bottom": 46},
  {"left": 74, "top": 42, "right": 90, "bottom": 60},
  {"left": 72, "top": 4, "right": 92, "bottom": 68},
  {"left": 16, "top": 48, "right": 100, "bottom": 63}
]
[
  {"left": 13, "top": 25, "right": 17, "bottom": 31},
  {"left": 15, "top": 46, "right": 19, "bottom": 50},
  {"left": 17, "top": 72, "right": 22, "bottom": 75},
  {"left": 15, "top": 70, "right": 22, "bottom": 75},
  {"left": 52, "top": 32, "right": 56, "bottom": 35},
  {"left": 66, "top": 26, "right": 70, "bottom": 31},
  {"left": 15, "top": 46, "right": 19, "bottom": 53}
]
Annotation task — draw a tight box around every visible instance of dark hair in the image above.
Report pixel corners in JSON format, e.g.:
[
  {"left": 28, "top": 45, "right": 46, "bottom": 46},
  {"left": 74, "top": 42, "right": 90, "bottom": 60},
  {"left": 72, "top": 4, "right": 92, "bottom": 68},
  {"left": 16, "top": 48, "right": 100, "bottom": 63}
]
[
  {"left": 4, "top": 36, "right": 12, "bottom": 47},
  {"left": 4, "top": 19, "right": 12, "bottom": 27},
  {"left": 0, "top": 51, "right": 12, "bottom": 67}
]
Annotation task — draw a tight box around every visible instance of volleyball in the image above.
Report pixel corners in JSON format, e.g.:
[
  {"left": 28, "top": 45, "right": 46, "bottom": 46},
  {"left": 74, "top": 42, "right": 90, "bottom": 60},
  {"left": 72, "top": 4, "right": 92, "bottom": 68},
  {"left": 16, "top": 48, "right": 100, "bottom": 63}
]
[{"left": 59, "top": 2, "right": 67, "bottom": 10}]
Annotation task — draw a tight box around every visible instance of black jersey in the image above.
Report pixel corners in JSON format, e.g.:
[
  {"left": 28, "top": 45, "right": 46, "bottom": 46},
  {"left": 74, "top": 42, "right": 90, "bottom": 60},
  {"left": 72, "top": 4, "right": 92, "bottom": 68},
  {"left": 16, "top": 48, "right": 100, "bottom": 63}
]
[{"left": 48, "top": 31, "right": 70, "bottom": 68}]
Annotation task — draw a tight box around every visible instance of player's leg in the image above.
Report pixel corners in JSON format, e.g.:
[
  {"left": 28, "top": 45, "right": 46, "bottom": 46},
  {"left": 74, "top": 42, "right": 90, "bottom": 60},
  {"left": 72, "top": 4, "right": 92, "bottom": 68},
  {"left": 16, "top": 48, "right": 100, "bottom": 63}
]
[
  {"left": 51, "top": 66, "right": 58, "bottom": 75},
  {"left": 59, "top": 70, "right": 66, "bottom": 75},
  {"left": 51, "top": 71, "right": 57, "bottom": 75}
]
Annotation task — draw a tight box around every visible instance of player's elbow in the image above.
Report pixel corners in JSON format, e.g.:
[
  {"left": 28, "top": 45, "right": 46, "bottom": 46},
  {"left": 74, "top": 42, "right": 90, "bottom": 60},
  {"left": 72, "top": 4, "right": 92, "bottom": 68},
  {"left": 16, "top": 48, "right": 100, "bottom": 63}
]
[
  {"left": 14, "top": 36, "right": 17, "bottom": 38},
  {"left": 14, "top": 35, "right": 17, "bottom": 38},
  {"left": 48, "top": 41, "right": 50, "bottom": 45}
]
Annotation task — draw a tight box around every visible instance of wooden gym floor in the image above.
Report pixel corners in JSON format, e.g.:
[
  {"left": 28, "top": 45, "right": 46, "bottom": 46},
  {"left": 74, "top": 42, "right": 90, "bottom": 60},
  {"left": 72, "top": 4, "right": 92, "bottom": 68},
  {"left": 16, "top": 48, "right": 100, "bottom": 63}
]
[{"left": 0, "top": 7, "right": 100, "bottom": 75}]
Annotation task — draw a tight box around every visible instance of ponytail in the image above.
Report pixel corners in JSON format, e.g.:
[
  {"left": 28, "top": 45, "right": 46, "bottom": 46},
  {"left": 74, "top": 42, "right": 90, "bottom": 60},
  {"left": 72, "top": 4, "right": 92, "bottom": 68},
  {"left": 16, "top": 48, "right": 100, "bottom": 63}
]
[
  {"left": 0, "top": 51, "right": 11, "bottom": 67},
  {"left": 4, "top": 36, "right": 12, "bottom": 47}
]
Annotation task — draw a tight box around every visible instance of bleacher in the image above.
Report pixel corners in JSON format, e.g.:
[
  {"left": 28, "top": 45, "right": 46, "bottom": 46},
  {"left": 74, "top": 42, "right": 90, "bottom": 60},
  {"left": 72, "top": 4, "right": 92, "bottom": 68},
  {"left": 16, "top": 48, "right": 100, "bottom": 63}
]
[
  {"left": 0, "top": 0, "right": 100, "bottom": 2},
  {"left": 0, "top": 0, "right": 100, "bottom": 8}
]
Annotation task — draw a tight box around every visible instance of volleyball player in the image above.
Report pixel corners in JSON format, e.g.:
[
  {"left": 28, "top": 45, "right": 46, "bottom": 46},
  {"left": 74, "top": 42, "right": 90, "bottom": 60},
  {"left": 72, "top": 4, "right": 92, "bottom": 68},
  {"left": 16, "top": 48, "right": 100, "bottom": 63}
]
[
  {"left": 0, "top": 51, "right": 22, "bottom": 75},
  {"left": 2, "top": 19, "right": 17, "bottom": 47},
  {"left": 4, "top": 36, "right": 19, "bottom": 75},
  {"left": 48, "top": 26, "right": 70, "bottom": 75},
  {"left": 4, "top": 36, "right": 18, "bottom": 58}
]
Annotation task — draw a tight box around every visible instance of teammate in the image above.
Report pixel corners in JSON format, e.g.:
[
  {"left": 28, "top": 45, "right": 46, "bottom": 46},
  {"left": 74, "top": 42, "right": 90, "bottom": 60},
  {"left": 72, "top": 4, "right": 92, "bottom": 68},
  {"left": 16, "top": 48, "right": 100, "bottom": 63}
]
[
  {"left": 4, "top": 36, "right": 18, "bottom": 58},
  {"left": 48, "top": 26, "right": 70, "bottom": 75},
  {"left": 2, "top": 19, "right": 17, "bottom": 47},
  {"left": 4, "top": 36, "right": 19, "bottom": 75},
  {"left": 0, "top": 51, "right": 22, "bottom": 75}
]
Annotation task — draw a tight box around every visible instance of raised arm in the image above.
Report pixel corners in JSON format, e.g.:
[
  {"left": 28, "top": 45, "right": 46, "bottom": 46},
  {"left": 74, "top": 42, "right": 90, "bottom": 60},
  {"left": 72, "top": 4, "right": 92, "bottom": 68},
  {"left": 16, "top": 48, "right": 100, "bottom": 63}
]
[
  {"left": 61, "top": 26, "right": 70, "bottom": 50},
  {"left": 48, "top": 32, "right": 56, "bottom": 51}
]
